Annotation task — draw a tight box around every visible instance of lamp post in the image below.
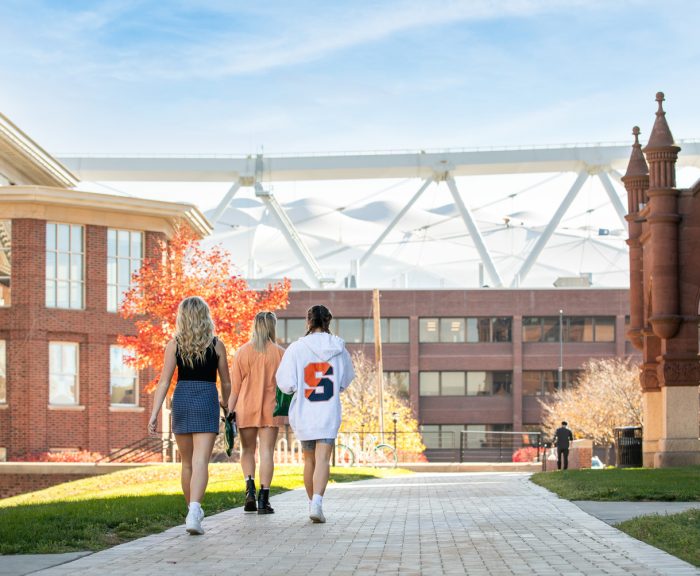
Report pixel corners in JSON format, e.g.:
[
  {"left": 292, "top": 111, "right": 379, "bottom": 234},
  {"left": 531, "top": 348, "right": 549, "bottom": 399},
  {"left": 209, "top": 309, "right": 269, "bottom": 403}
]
[
  {"left": 392, "top": 412, "right": 399, "bottom": 449},
  {"left": 558, "top": 309, "right": 563, "bottom": 391}
]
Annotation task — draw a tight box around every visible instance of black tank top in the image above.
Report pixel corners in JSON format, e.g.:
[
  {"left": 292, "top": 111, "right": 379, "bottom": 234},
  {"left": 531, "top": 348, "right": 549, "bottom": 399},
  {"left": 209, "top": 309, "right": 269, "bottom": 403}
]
[{"left": 176, "top": 338, "right": 218, "bottom": 382}]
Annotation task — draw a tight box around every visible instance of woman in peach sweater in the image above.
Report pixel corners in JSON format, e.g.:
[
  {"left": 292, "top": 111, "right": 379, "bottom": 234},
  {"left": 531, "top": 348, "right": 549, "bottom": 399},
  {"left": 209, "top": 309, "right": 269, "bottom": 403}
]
[{"left": 228, "top": 311, "right": 284, "bottom": 514}]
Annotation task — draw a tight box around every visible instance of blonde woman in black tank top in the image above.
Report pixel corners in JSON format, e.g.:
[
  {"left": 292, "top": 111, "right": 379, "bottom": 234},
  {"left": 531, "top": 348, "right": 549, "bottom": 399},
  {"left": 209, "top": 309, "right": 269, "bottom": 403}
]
[{"left": 148, "top": 297, "right": 231, "bottom": 535}]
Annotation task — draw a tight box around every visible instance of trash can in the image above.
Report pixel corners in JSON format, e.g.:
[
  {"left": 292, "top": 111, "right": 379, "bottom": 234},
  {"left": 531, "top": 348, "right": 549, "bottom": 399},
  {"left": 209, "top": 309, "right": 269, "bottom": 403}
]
[{"left": 614, "top": 426, "right": 643, "bottom": 468}]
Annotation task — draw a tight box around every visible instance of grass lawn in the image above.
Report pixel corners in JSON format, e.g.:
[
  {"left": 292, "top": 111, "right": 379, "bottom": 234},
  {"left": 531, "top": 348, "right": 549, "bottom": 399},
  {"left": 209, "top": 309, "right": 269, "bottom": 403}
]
[
  {"left": 531, "top": 467, "right": 700, "bottom": 567},
  {"left": 618, "top": 509, "right": 700, "bottom": 567},
  {"left": 0, "top": 464, "right": 409, "bottom": 554},
  {"left": 530, "top": 466, "right": 700, "bottom": 501}
]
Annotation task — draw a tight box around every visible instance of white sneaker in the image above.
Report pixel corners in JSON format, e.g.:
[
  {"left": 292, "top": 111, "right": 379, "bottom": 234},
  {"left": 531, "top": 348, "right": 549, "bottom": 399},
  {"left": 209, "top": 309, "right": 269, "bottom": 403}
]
[
  {"left": 309, "top": 501, "right": 326, "bottom": 524},
  {"left": 186, "top": 507, "right": 205, "bottom": 535}
]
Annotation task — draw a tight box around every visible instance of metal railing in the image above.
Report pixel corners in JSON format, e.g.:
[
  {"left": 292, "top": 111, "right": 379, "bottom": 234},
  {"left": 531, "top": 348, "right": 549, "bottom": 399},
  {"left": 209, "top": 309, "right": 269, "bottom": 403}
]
[
  {"left": 97, "top": 435, "right": 176, "bottom": 464},
  {"left": 459, "top": 430, "right": 543, "bottom": 464}
]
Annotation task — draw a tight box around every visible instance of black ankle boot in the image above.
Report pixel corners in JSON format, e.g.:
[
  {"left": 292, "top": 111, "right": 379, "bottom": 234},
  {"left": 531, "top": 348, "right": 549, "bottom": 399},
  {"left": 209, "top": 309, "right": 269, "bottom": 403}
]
[
  {"left": 257, "top": 488, "right": 274, "bottom": 514},
  {"left": 244, "top": 477, "right": 257, "bottom": 512}
]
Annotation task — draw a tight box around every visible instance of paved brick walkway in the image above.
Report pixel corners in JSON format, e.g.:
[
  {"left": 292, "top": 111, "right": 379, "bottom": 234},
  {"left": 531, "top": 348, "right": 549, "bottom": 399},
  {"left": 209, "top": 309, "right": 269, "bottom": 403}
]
[{"left": 32, "top": 473, "right": 699, "bottom": 576}]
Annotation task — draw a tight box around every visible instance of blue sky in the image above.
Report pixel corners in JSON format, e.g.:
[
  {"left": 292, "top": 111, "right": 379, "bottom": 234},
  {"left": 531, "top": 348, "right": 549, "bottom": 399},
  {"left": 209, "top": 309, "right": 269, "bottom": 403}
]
[{"left": 1, "top": 0, "right": 699, "bottom": 155}]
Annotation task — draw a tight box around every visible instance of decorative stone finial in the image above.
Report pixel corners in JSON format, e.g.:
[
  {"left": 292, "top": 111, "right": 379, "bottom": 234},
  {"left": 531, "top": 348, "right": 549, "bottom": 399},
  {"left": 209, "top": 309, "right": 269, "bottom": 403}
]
[
  {"left": 645, "top": 91, "right": 675, "bottom": 149},
  {"left": 624, "top": 126, "right": 649, "bottom": 178},
  {"left": 656, "top": 92, "right": 665, "bottom": 115}
]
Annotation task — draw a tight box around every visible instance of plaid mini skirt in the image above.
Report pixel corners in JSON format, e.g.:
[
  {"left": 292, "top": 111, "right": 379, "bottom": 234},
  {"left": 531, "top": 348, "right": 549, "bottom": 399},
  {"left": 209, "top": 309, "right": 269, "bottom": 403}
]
[{"left": 171, "top": 380, "right": 219, "bottom": 434}]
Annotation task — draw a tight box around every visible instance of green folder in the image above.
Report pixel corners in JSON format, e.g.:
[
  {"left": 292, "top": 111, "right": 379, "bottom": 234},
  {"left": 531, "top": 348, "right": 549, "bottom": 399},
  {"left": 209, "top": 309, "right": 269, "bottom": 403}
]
[{"left": 273, "top": 387, "right": 293, "bottom": 417}]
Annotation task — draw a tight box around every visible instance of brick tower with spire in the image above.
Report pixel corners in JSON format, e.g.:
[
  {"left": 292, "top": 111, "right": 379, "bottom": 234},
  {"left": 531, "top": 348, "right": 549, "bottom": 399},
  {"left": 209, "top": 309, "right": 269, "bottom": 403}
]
[{"left": 623, "top": 92, "right": 700, "bottom": 467}]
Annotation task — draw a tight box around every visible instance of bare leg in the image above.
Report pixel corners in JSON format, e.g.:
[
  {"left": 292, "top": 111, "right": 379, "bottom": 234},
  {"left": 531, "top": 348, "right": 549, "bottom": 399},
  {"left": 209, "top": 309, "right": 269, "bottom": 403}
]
[
  {"left": 175, "top": 434, "right": 194, "bottom": 504},
  {"left": 239, "top": 427, "right": 259, "bottom": 480},
  {"left": 189, "top": 432, "right": 216, "bottom": 504},
  {"left": 303, "top": 449, "right": 316, "bottom": 500},
  {"left": 258, "top": 427, "right": 279, "bottom": 487},
  {"left": 313, "top": 443, "right": 333, "bottom": 496}
]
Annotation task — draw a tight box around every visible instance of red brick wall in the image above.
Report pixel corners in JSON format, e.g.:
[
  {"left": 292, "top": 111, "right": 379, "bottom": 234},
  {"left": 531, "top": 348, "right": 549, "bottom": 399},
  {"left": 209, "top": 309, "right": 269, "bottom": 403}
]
[
  {"left": 0, "top": 219, "right": 165, "bottom": 459},
  {"left": 0, "top": 463, "right": 153, "bottom": 498}
]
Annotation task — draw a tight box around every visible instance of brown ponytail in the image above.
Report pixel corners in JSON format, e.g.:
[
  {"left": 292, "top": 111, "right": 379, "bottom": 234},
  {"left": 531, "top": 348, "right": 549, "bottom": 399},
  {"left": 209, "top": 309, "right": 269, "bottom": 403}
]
[{"left": 305, "top": 304, "right": 332, "bottom": 335}]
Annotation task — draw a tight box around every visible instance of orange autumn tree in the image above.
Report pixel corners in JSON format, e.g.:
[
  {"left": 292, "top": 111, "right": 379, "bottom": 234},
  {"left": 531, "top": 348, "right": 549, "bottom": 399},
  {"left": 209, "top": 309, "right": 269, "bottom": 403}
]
[{"left": 118, "top": 225, "right": 290, "bottom": 393}]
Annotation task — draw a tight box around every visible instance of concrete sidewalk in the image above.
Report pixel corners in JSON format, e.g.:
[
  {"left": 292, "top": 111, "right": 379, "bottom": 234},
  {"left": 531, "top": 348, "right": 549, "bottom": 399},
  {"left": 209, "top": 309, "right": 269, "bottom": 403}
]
[{"left": 20, "top": 472, "right": 700, "bottom": 575}]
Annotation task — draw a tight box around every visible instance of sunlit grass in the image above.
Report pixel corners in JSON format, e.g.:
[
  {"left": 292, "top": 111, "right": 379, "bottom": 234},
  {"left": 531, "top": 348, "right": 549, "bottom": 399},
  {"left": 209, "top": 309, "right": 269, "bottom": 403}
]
[
  {"left": 531, "top": 466, "right": 700, "bottom": 501},
  {"left": 0, "top": 464, "right": 409, "bottom": 554},
  {"left": 617, "top": 509, "right": 700, "bottom": 567}
]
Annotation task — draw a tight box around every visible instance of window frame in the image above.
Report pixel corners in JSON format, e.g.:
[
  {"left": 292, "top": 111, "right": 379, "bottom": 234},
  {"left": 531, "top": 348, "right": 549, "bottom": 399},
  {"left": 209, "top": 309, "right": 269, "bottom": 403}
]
[
  {"left": 0, "top": 220, "right": 11, "bottom": 308},
  {"left": 109, "top": 345, "right": 138, "bottom": 406},
  {"left": 46, "top": 223, "right": 85, "bottom": 310},
  {"left": 0, "top": 339, "right": 6, "bottom": 404},
  {"left": 48, "top": 341, "right": 80, "bottom": 406},
  {"left": 107, "top": 229, "right": 143, "bottom": 313}
]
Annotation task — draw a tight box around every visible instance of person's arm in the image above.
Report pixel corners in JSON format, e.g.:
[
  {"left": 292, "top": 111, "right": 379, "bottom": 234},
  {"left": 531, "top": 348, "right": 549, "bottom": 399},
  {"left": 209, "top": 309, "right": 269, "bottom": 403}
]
[
  {"left": 275, "top": 344, "right": 298, "bottom": 395},
  {"left": 227, "top": 346, "right": 243, "bottom": 414},
  {"left": 339, "top": 349, "right": 355, "bottom": 392},
  {"left": 215, "top": 339, "right": 231, "bottom": 412},
  {"left": 148, "top": 340, "right": 177, "bottom": 435}
]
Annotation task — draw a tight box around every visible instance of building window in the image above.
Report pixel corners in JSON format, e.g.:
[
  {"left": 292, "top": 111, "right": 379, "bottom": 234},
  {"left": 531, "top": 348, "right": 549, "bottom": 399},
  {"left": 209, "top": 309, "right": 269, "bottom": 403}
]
[
  {"left": 46, "top": 223, "right": 84, "bottom": 309},
  {"left": 420, "top": 317, "right": 512, "bottom": 343},
  {"left": 523, "top": 316, "right": 616, "bottom": 343},
  {"left": 419, "top": 318, "right": 439, "bottom": 342},
  {"left": 440, "top": 318, "right": 465, "bottom": 342},
  {"left": 110, "top": 346, "right": 138, "bottom": 405},
  {"left": 0, "top": 221, "right": 10, "bottom": 307},
  {"left": 419, "top": 371, "right": 512, "bottom": 396},
  {"left": 385, "top": 371, "right": 409, "bottom": 399},
  {"left": 337, "top": 318, "right": 363, "bottom": 343},
  {"left": 278, "top": 317, "right": 410, "bottom": 344},
  {"left": 0, "top": 340, "right": 5, "bottom": 403},
  {"left": 522, "top": 370, "right": 580, "bottom": 396},
  {"left": 419, "top": 372, "right": 440, "bottom": 396},
  {"left": 49, "top": 342, "right": 79, "bottom": 405},
  {"left": 107, "top": 229, "right": 142, "bottom": 312}
]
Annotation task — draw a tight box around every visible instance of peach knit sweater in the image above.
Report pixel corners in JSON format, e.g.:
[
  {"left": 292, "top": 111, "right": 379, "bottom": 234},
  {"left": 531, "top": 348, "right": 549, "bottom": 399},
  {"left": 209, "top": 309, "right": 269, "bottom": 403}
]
[{"left": 231, "top": 341, "right": 285, "bottom": 428}]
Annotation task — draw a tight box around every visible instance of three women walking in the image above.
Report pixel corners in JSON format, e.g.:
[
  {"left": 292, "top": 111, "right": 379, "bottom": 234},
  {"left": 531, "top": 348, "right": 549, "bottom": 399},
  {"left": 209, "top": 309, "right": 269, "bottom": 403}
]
[{"left": 149, "top": 299, "right": 354, "bottom": 532}]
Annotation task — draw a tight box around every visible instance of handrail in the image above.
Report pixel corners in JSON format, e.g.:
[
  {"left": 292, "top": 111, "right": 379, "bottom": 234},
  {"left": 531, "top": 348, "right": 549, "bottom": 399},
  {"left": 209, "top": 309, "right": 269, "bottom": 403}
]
[{"left": 97, "top": 435, "right": 174, "bottom": 464}]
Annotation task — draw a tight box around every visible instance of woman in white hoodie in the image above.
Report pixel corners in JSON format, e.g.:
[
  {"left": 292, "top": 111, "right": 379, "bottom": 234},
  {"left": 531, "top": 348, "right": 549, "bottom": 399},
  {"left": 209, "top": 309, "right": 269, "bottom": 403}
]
[{"left": 276, "top": 304, "right": 354, "bottom": 523}]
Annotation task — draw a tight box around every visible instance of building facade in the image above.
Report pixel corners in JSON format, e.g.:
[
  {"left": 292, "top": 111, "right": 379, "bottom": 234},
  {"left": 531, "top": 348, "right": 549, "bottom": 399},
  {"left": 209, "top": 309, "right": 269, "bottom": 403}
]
[
  {"left": 279, "top": 288, "right": 633, "bottom": 451},
  {"left": 0, "top": 114, "right": 210, "bottom": 460},
  {"left": 623, "top": 93, "right": 700, "bottom": 467}
]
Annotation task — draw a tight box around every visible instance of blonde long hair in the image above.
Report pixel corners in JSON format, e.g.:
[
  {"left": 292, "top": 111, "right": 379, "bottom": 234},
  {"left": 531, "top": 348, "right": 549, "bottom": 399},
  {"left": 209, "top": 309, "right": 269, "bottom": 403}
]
[
  {"left": 251, "top": 311, "right": 276, "bottom": 353},
  {"left": 175, "top": 296, "right": 215, "bottom": 368}
]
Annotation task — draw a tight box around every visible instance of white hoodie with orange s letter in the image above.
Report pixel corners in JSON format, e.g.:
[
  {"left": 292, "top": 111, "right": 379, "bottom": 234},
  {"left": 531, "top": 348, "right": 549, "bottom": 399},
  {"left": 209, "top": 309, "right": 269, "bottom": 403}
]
[{"left": 275, "top": 332, "right": 354, "bottom": 441}]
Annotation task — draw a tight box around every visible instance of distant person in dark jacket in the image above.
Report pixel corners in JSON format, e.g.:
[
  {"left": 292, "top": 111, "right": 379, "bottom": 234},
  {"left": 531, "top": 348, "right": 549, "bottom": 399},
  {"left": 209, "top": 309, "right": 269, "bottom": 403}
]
[{"left": 553, "top": 421, "right": 574, "bottom": 470}]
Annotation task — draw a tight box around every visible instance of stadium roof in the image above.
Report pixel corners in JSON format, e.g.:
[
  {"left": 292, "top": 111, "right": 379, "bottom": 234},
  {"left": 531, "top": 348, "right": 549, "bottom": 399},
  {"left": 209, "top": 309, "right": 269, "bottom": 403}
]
[{"left": 60, "top": 140, "right": 700, "bottom": 290}]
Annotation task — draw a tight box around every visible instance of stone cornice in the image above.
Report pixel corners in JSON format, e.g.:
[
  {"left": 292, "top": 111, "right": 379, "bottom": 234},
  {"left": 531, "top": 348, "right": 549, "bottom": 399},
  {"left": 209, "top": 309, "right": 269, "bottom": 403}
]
[
  {"left": 0, "top": 185, "right": 212, "bottom": 238},
  {"left": 0, "top": 113, "right": 78, "bottom": 188}
]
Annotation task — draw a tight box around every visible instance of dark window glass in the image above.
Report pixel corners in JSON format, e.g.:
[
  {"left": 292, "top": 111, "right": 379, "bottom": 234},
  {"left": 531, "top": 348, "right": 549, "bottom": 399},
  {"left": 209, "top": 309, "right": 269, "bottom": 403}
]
[
  {"left": 491, "top": 371, "right": 512, "bottom": 396},
  {"left": 522, "top": 317, "right": 542, "bottom": 342},
  {"left": 492, "top": 317, "right": 512, "bottom": 342},
  {"left": 542, "top": 317, "right": 560, "bottom": 342}
]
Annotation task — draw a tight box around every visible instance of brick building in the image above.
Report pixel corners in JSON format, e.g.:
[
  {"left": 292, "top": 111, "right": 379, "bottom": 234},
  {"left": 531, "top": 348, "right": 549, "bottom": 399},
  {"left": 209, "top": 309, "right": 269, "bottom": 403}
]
[
  {"left": 279, "top": 288, "right": 633, "bottom": 451},
  {"left": 0, "top": 113, "right": 209, "bottom": 460}
]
